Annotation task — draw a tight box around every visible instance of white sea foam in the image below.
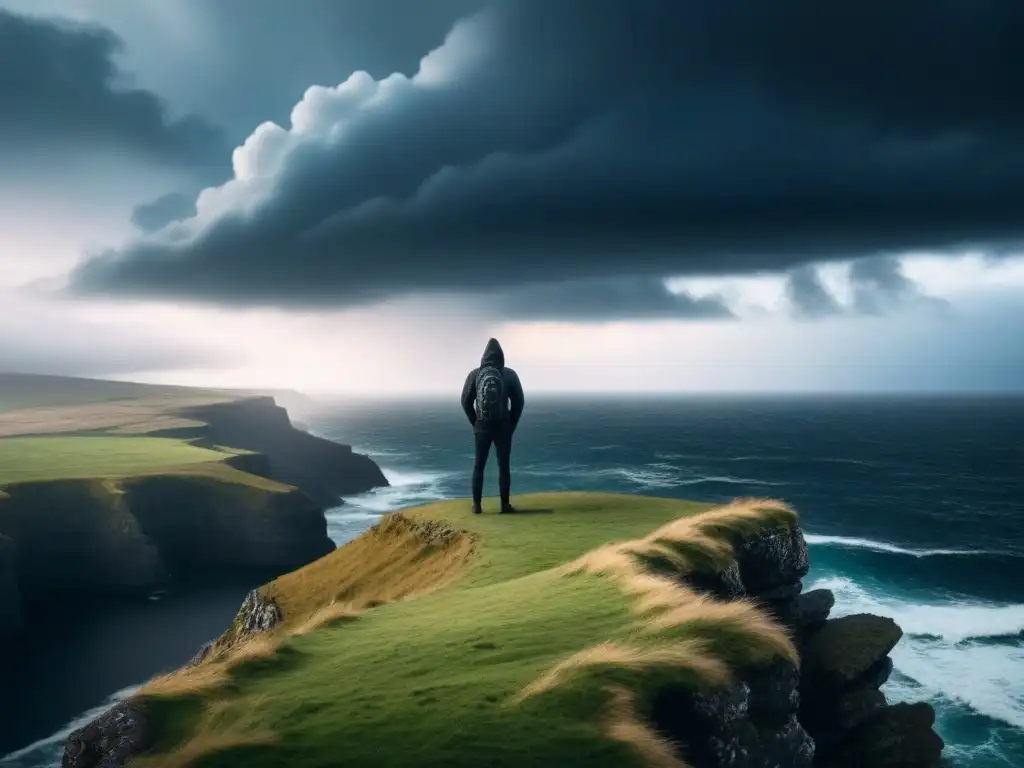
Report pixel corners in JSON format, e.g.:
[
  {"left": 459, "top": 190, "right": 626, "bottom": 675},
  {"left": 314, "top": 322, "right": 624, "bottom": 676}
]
[
  {"left": 326, "top": 465, "right": 453, "bottom": 530},
  {"left": 594, "top": 466, "right": 787, "bottom": 489},
  {"left": 808, "top": 575, "right": 1024, "bottom": 730},
  {"left": 0, "top": 685, "right": 139, "bottom": 767},
  {"left": 806, "top": 534, "right": 986, "bottom": 558}
]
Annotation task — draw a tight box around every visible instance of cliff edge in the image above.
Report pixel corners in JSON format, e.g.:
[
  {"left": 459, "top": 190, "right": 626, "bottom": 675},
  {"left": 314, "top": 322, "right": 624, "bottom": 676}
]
[
  {"left": 62, "top": 493, "right": 945, "bottom": 768},
  {"left": 0, "top": 380, "right": 390, "bottom": 641}
]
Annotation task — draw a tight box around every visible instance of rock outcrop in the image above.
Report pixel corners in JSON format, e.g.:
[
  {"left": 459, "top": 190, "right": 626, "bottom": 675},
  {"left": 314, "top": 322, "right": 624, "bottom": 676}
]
[
  {"left": 0, "top": 474, "right": 334, "bottom": 635},
  {"left": 176, "top": 397, "right": 388, "bottom": 506},
  {"left": 63, "top": 701, "right": 153, "bottom": 768},
  {"left": 654, "top": 520, "right": 944, "bottom": 768}
]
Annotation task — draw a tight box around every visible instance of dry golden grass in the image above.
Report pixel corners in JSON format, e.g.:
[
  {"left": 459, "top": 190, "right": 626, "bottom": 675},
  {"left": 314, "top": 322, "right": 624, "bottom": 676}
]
[
  {"left": 138, "top": 513, "right": 476, "bottom": 700},
  {"left": 0, "top": 394, "right": 235, "bottom": 438},
  {"left": 140, "top": 635, "right": 281, "bottom": 699},
  {"left": 290, "top": 600, "right": 363, "bottom": 637},
  {"left": 261, "top": 512, "right": 476, "bottom": 630},
  {"left": 132, "top": 699, "right": 276, "bottom": 768},
  {"left": 514, "top": 639, "right": 730, "bottom": 702},
  {"left": 603, "top": 686, "right": 690, "bottom": 768}
]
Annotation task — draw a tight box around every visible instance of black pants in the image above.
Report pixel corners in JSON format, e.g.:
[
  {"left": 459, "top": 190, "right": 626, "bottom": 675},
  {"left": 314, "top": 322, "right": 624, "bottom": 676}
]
[{"left": 472, "top": 427, "right": 513, "bottom": 506}]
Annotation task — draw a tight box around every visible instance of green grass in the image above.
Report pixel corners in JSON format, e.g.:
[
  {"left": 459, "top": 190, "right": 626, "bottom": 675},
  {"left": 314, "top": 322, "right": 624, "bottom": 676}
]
[
  {"left": 135, "top": 493, "right": 796, "bottom": 768},
  {"left": 0, "top": 436, "right": 231, "bottom": 485}
]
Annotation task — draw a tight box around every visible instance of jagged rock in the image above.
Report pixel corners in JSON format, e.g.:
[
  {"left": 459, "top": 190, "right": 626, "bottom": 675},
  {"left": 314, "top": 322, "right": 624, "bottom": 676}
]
[
  {"left": 792, "top": 588, "right": 834, "bottom": 634},
  {"left": 654, "top": 675, "right": 814, "bottom": 768},
  {"left": 802, "top": 686, "right": 888, "bottom": 747},
  {"left": 746, "top": 659, "right": 800, "bottom": 722},
  {"left": 802, "top": 613, "right": 902, "bottom": 687},
  {"left": 746, "top": 715, "right": 815, "bottom": 768},
  {"left": 734, "top": 525, "right": 809, "bottom": 594},
  {"left": 750, "top": 580, "right": 803, "bottom": 624},
  {"left": 856, "top": 655, "right": 895, "bottom": 690},
  {"left": 188, "top": 640, "right": 214, "bottom": 667},
  {"left": 62, "top": 701, "right": 152, "bottom": 768},
  {"left": 237, "top": 589, "right": 282, "bottom": 635},
  {"left": 0, "top": 533, "right": 23, "bottom": 637},
  {"left": 818, "top": 702, "right": 944, "bottom": 768}
]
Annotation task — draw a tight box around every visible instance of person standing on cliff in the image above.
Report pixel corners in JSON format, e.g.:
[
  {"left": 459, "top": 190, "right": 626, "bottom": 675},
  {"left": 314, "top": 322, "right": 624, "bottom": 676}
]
[{"left": 461, "top": 338, "right": 525, "bottom": 515}]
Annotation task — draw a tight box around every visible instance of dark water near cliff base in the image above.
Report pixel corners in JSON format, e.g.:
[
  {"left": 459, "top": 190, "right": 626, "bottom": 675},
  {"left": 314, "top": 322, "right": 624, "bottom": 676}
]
[
  {"left": 0, "top": 581, "right": 261, "bottom": 762},
  {"left": 4, "top": 395, "right": 1023, "bottom": 767}
]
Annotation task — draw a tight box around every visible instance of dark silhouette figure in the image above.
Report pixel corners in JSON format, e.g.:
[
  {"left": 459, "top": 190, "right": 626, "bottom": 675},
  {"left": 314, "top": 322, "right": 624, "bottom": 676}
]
[{"left": 460, "top": 338, "right": 525, "bottom": 514}]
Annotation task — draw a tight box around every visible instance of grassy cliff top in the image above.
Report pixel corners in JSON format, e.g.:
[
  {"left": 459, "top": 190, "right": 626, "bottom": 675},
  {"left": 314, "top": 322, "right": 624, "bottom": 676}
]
[
  {"left": 136, "top": 492, "right": 799, "bottom": 768},
  {"left": 0, "top": 375, "right": 288, "bottom": 489},
  {"left": 0, "top": 436, "right": 224, "bottom": 484}
]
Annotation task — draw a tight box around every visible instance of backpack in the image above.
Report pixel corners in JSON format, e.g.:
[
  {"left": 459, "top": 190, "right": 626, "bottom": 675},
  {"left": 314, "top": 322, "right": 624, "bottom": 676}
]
[{"left": 474, "top": 366, "right": 507, "bottom": 424}]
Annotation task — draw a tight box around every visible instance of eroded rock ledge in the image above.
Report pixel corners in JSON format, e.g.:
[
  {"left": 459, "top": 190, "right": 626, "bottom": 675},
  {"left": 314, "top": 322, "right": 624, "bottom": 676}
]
[{"left": 654, "top": 522, "right": 944, "bottom": 768}]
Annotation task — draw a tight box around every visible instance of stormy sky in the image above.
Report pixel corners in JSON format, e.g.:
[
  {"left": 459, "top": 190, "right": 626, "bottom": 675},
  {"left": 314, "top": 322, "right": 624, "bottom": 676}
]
[{"left": 1, "top": 0, "right": 1022, "bottom": 393}]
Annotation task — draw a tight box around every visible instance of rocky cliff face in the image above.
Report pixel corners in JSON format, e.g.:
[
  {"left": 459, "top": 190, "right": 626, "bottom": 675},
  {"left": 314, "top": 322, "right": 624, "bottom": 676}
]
[
  {"left": 0, "top": 475, "right": 334, "bottom": 642},
  {"left": 654, "top": 523, "right": 944, "bottom": 768},
  {"left": 176, "top": 397, "right": 388, "bottom": 505}
]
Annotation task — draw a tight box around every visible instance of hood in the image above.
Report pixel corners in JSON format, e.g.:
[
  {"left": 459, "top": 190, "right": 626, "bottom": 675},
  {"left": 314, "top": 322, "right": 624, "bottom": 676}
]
[{"left": 481, "top": 338, "right": 504, "bottom": 368}]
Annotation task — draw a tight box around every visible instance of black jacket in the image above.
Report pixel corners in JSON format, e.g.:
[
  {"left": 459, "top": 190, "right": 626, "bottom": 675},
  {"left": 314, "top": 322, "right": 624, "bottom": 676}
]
[{"left": 461, "top": 338, "right": 525, "bottom": 433}]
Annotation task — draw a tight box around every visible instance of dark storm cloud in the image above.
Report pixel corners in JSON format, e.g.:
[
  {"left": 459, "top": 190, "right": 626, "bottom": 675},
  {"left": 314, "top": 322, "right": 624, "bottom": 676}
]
[
  {"left": 488, "top": 278, "right": 733, "bottom": 323},
  {"left": 68, "top": 0, "right": 1024, "bottom": 310},
  {"left": 0, "top": 8, "right": 226, "bottom": 167},
  {"left": 786, "top": 267, "right": 843, "bottom": 320},
  {"left": 130, "top": 193, "right": 198, "bottom": 233}
]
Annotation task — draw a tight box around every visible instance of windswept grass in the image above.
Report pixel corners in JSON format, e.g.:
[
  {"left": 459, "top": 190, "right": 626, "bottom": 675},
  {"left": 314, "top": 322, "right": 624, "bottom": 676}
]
[{"left": 128, "top": 493, "right": 799, "bottom": 768}]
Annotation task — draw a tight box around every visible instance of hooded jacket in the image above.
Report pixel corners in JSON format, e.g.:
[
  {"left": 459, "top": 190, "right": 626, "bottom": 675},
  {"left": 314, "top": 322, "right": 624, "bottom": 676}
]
[{"left": 461, "top": 338, "right": 525, "bottom": 432}]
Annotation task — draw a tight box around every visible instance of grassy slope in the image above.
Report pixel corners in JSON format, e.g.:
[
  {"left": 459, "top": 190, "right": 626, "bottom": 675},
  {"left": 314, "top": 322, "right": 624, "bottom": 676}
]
[{"left": 135, "top": 493, "right": 797, "bottom": 768}]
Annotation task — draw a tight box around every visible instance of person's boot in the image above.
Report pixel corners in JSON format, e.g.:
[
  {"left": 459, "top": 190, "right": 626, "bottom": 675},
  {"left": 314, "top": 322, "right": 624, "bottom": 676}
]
[
  {"left": 500, "top": 501, "right": 516, "bottom": 514},
  {"left": 472, "top": 501, "right": 483, "bottom": 515}
]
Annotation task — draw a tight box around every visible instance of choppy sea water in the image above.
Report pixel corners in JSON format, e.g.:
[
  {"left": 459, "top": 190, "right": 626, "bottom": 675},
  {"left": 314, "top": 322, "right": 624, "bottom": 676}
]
[{"left": 5, "top": 395, "right": 1022, "bottom": 767}]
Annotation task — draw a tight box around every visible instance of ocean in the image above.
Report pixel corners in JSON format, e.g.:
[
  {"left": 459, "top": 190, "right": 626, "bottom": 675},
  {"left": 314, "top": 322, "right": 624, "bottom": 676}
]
[{"left": 4, "top": 395, "right": 1022, "bottom": 767}]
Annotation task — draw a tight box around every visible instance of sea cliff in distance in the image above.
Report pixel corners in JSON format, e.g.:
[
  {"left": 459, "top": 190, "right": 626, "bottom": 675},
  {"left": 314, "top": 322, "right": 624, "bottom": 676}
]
[{"left": 0, "top": 373, "right": 389, "bottom": 641}]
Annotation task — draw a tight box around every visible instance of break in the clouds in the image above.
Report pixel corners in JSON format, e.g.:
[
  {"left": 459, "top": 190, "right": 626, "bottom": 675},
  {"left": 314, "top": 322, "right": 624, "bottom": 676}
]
[
  {"left": 67, "top": 0, "right": 1024, "bottom": 309},
  {"left": 0, "top": 8, "right": 226, "bottom": 169}
]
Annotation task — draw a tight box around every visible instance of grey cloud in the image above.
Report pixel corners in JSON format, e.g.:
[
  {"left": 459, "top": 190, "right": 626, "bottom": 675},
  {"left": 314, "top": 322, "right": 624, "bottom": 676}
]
[
  {"left": 787, "top": 256, "right": 947, "bottom": 319},
  {"left": 786, "top": 266, "right": 843, "bottom": 319},
  {"left": 0, "top": 8, "right": 227, "bottom": 168},
  {"left": 67, "top": 0, "right": 1024, "bottom": 311},
  {"left": 489, "top": 278, "right": 733, "bottom": 323},
  {"left": 850, "top": 256, "right": 948, "bottom": 315},
  {"left": 130, "top": 193, "right": 198, "bottom": 233}
]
